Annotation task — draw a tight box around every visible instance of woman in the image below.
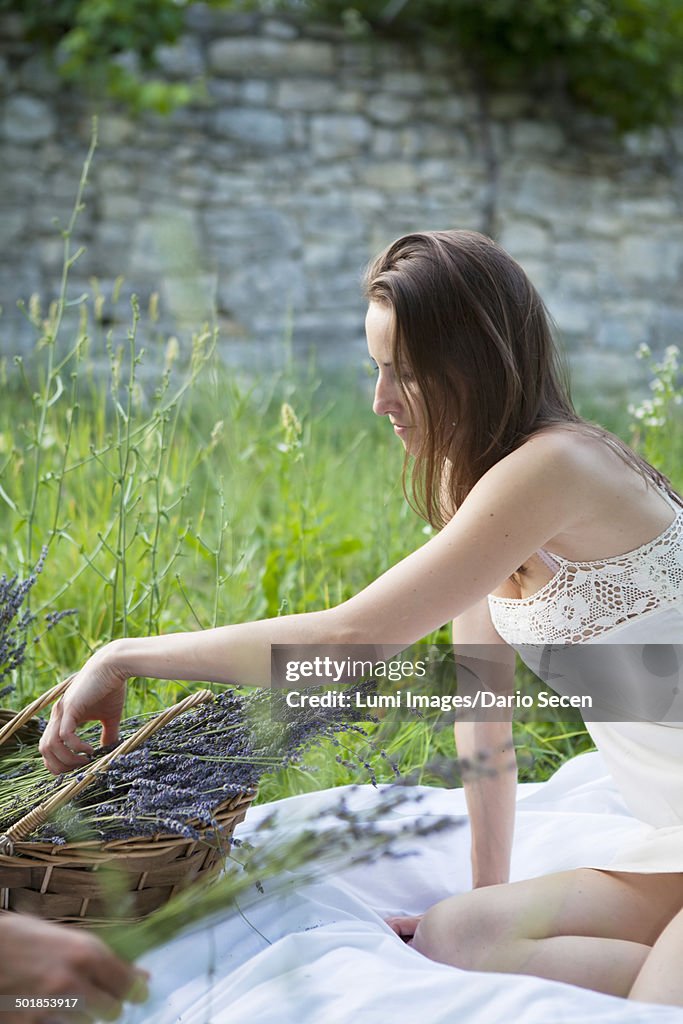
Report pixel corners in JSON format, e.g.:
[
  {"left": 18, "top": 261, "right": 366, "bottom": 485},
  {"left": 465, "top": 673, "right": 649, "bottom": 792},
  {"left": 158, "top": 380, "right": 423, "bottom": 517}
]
[{"left": 40, "top": 230, "right": 683, "bottom": 1006}]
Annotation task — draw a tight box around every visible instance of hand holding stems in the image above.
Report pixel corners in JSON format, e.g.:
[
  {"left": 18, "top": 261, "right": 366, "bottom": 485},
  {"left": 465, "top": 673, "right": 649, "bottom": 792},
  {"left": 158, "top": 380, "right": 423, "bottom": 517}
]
[{"left": 0, "top": 913, "right": 148, "bottom": 1024}]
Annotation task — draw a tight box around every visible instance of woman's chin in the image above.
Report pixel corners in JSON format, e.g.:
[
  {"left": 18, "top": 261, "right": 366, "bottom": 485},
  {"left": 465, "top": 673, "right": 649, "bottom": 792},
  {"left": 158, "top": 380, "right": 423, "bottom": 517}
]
[{"left": 393, "top": 425, "right": 420, "bottom": 453}]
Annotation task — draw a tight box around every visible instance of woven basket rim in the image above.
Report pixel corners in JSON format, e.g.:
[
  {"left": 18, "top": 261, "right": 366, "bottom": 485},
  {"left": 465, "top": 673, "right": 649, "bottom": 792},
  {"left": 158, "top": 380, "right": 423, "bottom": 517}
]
[
  {"left": 0, "top": 788, "right": 257, "bottom": 858},
  {"left": 0, "top": 688, "right": 259, "bottom": 924}
]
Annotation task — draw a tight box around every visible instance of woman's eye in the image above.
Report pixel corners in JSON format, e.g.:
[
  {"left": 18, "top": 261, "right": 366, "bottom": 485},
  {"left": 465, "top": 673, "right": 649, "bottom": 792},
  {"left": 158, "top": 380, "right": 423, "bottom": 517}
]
[{"left": 364, "top": 360, "right": 379, "bottom": 376}]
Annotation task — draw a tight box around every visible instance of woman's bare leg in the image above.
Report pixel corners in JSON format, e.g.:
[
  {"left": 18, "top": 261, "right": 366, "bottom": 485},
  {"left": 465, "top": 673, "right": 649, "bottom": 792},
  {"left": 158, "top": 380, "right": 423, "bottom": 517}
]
[
  {"left": 411, "top": 868, "right": 683, "bottom": 998},
  {"left": 630, "top": 904, "right": 683, "bottom": 1005}
]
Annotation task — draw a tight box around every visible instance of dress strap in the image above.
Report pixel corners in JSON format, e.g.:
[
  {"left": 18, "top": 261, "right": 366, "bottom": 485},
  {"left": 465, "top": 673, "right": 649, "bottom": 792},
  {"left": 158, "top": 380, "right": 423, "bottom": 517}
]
[{"left": 536, "top": 547, "right": 562, "bottom": 571}]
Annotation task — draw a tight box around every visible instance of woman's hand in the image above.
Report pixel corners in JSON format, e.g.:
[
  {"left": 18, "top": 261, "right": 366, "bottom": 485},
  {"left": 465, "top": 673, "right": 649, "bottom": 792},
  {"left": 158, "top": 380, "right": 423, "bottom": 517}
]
[
  {"left": 385, "top": 914, "right": 423, "bottom": 944},
  {"left": 0, "top": 913, "right": 148, "bottom": 1023},
  {"left": 39, "top": 644, "right": 128, "bottom": 775}
]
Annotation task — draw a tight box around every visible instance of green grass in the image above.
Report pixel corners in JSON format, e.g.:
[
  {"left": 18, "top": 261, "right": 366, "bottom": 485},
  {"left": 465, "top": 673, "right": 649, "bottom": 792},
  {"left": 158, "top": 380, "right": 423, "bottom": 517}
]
[
  {"left": 2, "top": 134, "right": 682, "bottom": 801},
  {"left": 3, "top": 300, "right": 681, "bottom": 797}
]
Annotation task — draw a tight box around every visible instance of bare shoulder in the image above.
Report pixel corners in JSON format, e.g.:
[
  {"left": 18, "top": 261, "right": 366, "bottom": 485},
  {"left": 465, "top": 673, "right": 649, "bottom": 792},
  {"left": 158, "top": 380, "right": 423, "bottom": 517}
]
[
  {"left": 516, "top": 422, "right": 650, "bottom": 502},
  {"left": 467, "top": 425, "right": 608, "bottom": 548},
  {"left": 476, "top": 424, "right": 590, "bottom": 497},
  {"left": 506, "top": 424, "right": 614, "bottom": 496},
  {"left": 516, "top": 423, "right": 592, "bottom": 462},
  {"left": 506, "top": 424, "right": 676, "bottom": 560}
]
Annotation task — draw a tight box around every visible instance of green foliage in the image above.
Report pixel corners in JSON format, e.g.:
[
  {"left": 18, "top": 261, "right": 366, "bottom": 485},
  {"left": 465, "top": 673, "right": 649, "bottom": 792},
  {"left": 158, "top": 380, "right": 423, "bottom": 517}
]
[
  {"left": 260, "top": 0, "right": 683, "bottom": 132},
  {"left": 0, "top": 0, "right": 201, "bottom": 113},
  {"left": 628, "top": 343, "right": 683, "bottom": 472},
  {"left": 5, "top": 0, "right": 683, "bottom": 126},
  {"left": 4, "top": 0, "right": 683, "bottom": 127}
]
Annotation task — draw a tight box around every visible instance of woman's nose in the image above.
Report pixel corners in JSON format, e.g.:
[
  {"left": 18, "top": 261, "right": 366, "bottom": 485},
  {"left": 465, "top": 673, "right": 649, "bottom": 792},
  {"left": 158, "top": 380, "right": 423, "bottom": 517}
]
[{"left": 373, "top": 373, "right": 399, "bottom": 417}]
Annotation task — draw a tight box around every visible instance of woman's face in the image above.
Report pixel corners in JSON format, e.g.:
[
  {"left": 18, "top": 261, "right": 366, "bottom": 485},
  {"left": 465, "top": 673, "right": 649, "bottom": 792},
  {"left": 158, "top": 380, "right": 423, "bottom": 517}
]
[{"left": 366, "top": 301, "right": 422, "bottom": 454}]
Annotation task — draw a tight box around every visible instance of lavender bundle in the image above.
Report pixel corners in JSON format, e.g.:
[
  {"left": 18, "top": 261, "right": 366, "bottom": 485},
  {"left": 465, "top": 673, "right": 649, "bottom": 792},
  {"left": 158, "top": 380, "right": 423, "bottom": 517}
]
[{"left": 0, "top": 680, "right": 397, "bottom": 846}]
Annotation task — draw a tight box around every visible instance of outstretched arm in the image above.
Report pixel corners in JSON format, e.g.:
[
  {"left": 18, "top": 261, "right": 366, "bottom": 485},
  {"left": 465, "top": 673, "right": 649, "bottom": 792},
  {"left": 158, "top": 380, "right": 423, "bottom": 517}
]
[{"left": 40, "top": 431, "right": 581, "bottom": 772}]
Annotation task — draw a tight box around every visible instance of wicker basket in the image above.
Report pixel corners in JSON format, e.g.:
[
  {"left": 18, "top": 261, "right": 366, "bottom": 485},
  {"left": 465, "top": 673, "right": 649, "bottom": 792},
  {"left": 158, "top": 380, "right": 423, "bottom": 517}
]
[{"left": 0, "top": 678, "right": 256, "bottom": 925}]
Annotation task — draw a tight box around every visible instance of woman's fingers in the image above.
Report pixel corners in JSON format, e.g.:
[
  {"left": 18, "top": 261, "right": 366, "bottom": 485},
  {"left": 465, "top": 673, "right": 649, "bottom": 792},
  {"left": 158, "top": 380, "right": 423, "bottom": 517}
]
[
  {"left": 87, "top": 949, "right": 144, "bottom": 1004},
  {"left": 99, "top": 716, "right": 120, "bottom": 750},
  {"left": 65, "top": 981, "right": 122, "bottom": 1022},
  {"left": 40, "top": 748, "right": 89, "bottom": 775},
  {"left": 79, "top": 960, "right": 148, "bottom": 1020},
  {"left": 38, "top": 703, "right": 93, "bottom": 776},
  {"left": 57, "top": 703, "right": 95, "bottom": 757},
  {"left": 385, "top": 914, "right": 423, "bottom": 941},
  {"left": 128, "top": 969, "right": 151, "bottom": 1004},
  {"left": 55, "top": 934, "right": 147, "bottom": 1019},
  {"left": 39, "top": 655, "right": 128, "bottom": 774}
]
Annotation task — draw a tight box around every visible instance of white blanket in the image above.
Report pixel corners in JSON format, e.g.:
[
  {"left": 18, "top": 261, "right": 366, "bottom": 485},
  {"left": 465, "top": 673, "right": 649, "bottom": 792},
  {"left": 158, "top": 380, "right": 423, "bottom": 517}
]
[{"left": 123, "top": 752, "right": 683, "bottom": 1023}]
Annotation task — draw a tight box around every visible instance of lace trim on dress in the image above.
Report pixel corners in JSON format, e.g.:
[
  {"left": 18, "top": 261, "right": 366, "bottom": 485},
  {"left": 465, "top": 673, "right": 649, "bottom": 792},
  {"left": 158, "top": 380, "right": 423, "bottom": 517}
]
[{"left": 488, "top": 502, "right": 683, "bottom": 645}]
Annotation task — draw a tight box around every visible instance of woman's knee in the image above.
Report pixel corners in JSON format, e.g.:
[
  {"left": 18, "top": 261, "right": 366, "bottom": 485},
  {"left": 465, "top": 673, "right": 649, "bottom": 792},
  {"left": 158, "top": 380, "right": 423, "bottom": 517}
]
[
  {"left": 411, "top": 889, "right": 510, "bottom": 970},
  {"left": 411, "top": 897, "right": 463, "bottom": 965}
]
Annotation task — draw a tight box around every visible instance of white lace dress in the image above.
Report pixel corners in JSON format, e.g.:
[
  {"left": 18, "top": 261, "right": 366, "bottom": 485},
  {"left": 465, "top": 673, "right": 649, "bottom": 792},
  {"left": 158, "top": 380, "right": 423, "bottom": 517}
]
[{"left": 488, "top": 485, "right": 683, "bottom": 873}]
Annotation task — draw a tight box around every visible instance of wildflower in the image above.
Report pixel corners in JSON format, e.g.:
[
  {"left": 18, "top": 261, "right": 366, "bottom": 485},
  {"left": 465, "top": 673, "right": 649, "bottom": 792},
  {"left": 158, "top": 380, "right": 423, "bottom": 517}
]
[
  {"left": 0, "top": 547, "right": 48, "bottom": 683},
  {"left": 28, "top": 293, "right": 42, "bottom": 324},
  {"left": 44, "top": 609, "right": 78, "bottom": 631},
  {"left": 209, "top": 420, "right": 224, "bottom": 448},
  {"left": 278, "top": 402, "right": 303, "bottom": 456},
  {"left": 280, "top": 402, "right": 301, "bottom": 438}
]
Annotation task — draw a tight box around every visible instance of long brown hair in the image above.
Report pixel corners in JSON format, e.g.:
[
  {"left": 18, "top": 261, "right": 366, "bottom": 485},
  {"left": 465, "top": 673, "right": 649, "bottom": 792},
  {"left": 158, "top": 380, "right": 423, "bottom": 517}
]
[{"left": 363, "top": 229, "right": 683, "bottom": 529}]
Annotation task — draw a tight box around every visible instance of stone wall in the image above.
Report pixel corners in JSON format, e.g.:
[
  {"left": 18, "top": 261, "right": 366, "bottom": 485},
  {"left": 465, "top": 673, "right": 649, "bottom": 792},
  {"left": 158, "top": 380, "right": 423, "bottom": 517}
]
[{"left": 1, "top": 8, "right": 682, "bottom": 393}]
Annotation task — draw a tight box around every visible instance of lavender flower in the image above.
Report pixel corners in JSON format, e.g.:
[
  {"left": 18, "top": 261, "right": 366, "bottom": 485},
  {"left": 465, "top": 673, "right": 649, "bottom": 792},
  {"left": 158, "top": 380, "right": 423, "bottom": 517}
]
[
  {"left": 0, "top": 548, "right": 78, "bottom": 688},
  {"left": 18, "top": 680, "right": 395, "bottom": 845},
  {"left": 0, "top": 547, "right": 47, "bottom": 682}
]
